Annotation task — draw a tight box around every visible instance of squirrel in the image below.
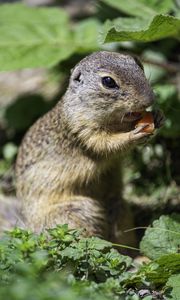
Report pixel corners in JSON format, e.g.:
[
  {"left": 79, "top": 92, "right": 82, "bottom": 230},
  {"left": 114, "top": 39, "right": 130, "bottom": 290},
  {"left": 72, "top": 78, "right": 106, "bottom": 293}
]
[{"left": 15, "top": 51, "right": 164, "bottom": 243}]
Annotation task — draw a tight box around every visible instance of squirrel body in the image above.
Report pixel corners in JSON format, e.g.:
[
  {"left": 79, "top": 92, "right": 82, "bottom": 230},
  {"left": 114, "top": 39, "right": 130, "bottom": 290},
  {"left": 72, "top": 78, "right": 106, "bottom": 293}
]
[{"left": 16, "top": 51, "right": 163, "bottom": 242}]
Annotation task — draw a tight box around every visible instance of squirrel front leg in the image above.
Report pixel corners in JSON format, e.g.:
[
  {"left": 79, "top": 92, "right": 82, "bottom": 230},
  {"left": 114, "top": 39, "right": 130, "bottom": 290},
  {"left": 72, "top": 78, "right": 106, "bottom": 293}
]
[
  {"left": 81, "top": 129, "right": 152, "bottom": 154},
  {"left": 81, "top": 110, "right": 164, "bottom": 154}
]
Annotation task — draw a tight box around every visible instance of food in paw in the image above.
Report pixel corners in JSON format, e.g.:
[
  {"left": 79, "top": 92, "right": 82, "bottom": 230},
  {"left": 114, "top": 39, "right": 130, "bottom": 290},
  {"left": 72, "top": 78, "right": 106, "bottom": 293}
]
[{"left": 135, "top": 112, "right": 155, "bottom": 133}]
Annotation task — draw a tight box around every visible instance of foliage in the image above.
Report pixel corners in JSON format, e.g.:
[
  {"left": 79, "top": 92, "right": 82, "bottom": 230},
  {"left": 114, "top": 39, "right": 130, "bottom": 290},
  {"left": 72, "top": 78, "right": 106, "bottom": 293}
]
[
  {"left": 0, "top": 1, "right": 179, "bottom": 70},
  {"left": 101, "top": 0, "right": 175, "bottom": 17},
  {"left": 102, "top": 14, "right": 180, "bottom": 43},
  {"left": 140, "top": 214, "right": 180, "bottom": 259},
  {"left": 165, "top": 274, "right": 180, "bottom": 300},
  {"left": 0, "top": 4, "right": 100, "bottom": 71},
  {"left": 101, "top": 0, "right": 180, "bottom": 42},
  {"left": 0, "top": 216, "right": 180, "bottom": 300}
]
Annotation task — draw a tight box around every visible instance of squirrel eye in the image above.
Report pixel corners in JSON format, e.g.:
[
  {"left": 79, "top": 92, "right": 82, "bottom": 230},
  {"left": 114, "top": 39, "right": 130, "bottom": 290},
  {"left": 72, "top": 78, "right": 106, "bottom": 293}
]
[{"left": 102, "top": 76, "right": 119, "bottom": 89}]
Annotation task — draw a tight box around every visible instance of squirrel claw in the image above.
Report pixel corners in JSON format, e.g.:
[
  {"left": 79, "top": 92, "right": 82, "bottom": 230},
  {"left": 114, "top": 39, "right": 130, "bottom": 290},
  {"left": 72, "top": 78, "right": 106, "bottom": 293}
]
[
  {"left": 130, "top": 128, "right": 152, "bottom": 144},
  {"left": 133, "top": 124, "right": 150, "bottom": 134}
]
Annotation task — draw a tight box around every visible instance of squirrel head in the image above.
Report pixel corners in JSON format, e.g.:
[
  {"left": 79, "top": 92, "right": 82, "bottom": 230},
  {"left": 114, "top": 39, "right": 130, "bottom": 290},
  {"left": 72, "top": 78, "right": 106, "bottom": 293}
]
[{"left": 64, "top": 51, "right": 154, "bottom": 132}]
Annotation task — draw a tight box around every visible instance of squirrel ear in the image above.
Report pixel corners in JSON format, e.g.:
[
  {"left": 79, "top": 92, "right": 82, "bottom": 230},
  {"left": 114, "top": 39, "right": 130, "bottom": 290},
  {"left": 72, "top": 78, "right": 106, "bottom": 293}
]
[
  {"left": 73, "top": 72, "right": 82, "bottom": 82},
  {"left": 133, "top": 56, "right": 144, "bottom": 71},
  {"left": 71, "top": 67, "right": 83, "bottom": 84}
]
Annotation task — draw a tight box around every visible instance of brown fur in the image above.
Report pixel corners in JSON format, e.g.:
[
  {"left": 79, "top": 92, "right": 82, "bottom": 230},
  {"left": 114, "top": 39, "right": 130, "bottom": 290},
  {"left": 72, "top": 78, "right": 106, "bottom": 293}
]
[{"left": 15, "top": 51, "right": 162, "bottom": 244}]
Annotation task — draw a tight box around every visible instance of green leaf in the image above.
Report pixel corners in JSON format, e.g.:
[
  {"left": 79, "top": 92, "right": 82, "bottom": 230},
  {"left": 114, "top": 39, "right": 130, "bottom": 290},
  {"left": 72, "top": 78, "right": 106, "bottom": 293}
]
[
  {"left": 126, "top": 254, "right": 180, "bottom": 288},
  {"left": 74, "top": 19, "right": 101, "bottom": 52},
  {"left": 101, "top": 0, "right": 174, "bottom": 18},
  {"left": 102, "top": 14, "right": 180, "bottom": 43},
  {"left": 77, "top": 237, "right": 112, "bottom": 250},
  {"left": 60, "top": 247, "right": 84, "bottom": 260},
  {"left": 140, "top": 214, "right": 180, "bottom": 259},
  {"left": 147, "top": 254, "right": 180, "bottom": 286},
  {"left": 101, "top": 0, "right": 157, "bottom": 18},
  {"left": 0, "top": 4, "right": 75, "bottom": 71},
  {"left": 165, "top": 274, "right": 180, "bottom": 300},
  {"left": 0, "top": 5, "right": 102, "bottom": 71},
  {"left": 2, "top": 143, "right": 17, "bottom": 161},
  {"left": 139, "top": 0, "right": 174, "bottom": 14}
]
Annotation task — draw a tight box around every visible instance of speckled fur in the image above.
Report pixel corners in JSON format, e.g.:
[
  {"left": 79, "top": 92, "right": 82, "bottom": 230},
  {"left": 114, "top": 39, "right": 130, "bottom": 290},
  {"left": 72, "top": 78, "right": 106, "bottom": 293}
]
[{"left": 16, "top": 51, "right": 160, "bottom": 243}]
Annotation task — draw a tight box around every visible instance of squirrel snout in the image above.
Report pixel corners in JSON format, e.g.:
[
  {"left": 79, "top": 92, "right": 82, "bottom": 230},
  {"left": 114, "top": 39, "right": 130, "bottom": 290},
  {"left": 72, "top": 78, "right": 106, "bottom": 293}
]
[
  {"left": 143, "top": 89, "right": 155, "bottom": 108},
  {"left": 133, "top": 89, "right": 154, "bottom": 110}
]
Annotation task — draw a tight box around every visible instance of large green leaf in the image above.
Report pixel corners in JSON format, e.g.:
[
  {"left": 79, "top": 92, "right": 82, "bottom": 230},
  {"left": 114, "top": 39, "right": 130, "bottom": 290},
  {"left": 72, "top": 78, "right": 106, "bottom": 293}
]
[
  {"left": 101, "top": 0, "right": 155, "bottom": 18},
  {"left": 139, "top": 0, "right": 173, "bottom": 14},
  {"left": 129, "top": 254, "right": 180, "bottom": 287},
  {"left": 165, "top": 274, "right": 180, "bottom": 300},
  {"left": 0, "top": 4, "right": 76, "bottom": 71},
  {"left": 101, "top": 0, "right": 173, "bottom": 18},
  {"left": 0, "top": 5, "right": 102, "bottom": 71},
  {"left": 74, "top": 18, "right": 101, "bottom": 52},
  {"left": 102, "top": 14, "right": 180, "bottom": 43},
  {"left": 147, "top": 254, "right": 180, "bottom": 286},
  {"left": 140, "top": 214, "right": 180, "bottom": 259}
]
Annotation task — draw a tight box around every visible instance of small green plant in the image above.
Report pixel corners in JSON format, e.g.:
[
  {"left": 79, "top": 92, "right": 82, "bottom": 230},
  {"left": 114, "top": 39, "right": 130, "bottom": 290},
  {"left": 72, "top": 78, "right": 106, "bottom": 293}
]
[{"left": 0, "top": 214, "right": 180, "bottom": 299}]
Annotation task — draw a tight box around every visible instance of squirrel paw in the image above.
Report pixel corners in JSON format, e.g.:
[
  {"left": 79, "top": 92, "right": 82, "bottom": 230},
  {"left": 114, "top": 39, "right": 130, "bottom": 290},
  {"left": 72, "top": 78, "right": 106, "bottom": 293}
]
[
  {"left": 130, "top": 128, "right": 152, "bottom": 144},
  {"left": 129, "top": 109, "right": 165, "bottom": 144}
]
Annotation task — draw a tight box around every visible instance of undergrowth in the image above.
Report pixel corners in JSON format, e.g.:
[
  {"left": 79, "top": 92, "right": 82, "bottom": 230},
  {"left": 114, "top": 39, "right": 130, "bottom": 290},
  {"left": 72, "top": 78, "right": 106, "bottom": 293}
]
[{"left": 0, "top": 214, "right": 180, "bottom": 300}]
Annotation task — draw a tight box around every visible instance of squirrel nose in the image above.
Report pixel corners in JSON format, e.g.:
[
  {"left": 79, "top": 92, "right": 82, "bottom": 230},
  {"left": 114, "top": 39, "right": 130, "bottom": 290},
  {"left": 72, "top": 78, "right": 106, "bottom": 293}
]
[{"left": 144, "top": 90, "right": 155, "bottom": 107}]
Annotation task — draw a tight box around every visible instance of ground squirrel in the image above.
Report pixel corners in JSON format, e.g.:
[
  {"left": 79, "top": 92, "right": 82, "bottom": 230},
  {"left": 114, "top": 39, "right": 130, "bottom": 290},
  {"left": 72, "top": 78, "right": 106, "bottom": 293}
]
[{"left": 15, "top": 51, "right": 163, "bottom": 242}]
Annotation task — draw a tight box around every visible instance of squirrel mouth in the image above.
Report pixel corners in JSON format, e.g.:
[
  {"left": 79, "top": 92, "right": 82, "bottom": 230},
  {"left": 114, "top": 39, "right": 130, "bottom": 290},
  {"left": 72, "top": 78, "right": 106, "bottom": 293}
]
[
  {"left": 124, "top": 112, "right": 143, "bottom": 122},
  {"left": 106, "top": 111, "right": 143, "bottom": 132}
]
